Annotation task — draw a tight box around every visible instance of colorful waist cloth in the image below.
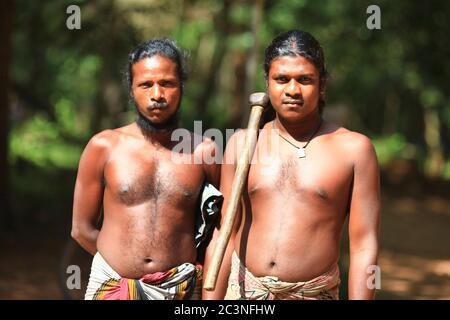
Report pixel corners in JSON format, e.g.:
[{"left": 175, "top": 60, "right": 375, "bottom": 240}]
[
  {"left": 225, "top": 251, "right": 340, "bottom": 300},
  {"left": 85, "top": 252, "right": 202, "bottom": 300}
]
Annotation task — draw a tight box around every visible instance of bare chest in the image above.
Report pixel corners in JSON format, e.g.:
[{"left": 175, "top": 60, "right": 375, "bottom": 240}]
[
  {"left": 104, "top": 148, "right": 205, "bottom": 206},
  {"left": 248, "top": 142, "right": 353, "bottom": 202}
]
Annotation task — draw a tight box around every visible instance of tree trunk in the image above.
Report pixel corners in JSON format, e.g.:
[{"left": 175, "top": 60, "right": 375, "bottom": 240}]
[
  {"left": 0, "top": 0, "right": 14, "bottom": 229},
  {"left": 228, "top": 52, "right": 247, "bottom": 128},
  {"left": 90, "top": 1, "right": 115, "bottom": 133},
  {"left": 195, "top": 0, "right": 231, "bottom": 127},
  {"left": 383, "top": 90, "right": 400, "bottom": 135},
  {"left": 240, "top": 0, "right": 264, "bottom": 128},
  {"left": 424, "top": 106, "right": 444, "bottom": 177}
]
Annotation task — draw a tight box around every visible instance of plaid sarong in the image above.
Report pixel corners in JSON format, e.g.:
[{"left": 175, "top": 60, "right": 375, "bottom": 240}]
[
  {"left": 225, "top": 251, "right": 340, "bottom": 300},
  {"left": 85, "top": 252, "right": 202, "bottom": 300}
]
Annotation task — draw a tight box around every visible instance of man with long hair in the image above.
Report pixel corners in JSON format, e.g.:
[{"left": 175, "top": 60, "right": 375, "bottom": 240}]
[
  {"left": 72, "top": 39, "right": 220, "bottom": 300},
  {"left": 204, "top": 30, "right": 380, "bottom": 300}
]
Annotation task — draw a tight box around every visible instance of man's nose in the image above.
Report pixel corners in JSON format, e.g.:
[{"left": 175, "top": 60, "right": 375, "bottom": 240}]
[
  {"left": 150, "top": 84, "right": 164, "bottom": 101},
  {"left": 285, "top": 79, "right": 301, "bottom": 98}
]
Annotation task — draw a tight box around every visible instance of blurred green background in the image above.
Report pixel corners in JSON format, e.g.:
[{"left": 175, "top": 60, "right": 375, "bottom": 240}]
[{"left": 0, "top": 0, "right": 449, "bottom": 299}]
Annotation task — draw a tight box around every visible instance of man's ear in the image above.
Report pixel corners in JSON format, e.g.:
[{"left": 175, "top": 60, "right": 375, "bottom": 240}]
[{"left": 319, "top": 81, "right": 326, "bottom": 96}]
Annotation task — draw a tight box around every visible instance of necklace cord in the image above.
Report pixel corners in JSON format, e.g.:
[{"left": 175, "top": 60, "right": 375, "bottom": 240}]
[{"left": 273, "top": 118, "right": 323, "bottom": 150}]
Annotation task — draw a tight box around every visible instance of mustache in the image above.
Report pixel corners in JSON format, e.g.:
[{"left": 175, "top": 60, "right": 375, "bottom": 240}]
[{"left": 148, "top": 101, "right": 168, "bottom": 109}]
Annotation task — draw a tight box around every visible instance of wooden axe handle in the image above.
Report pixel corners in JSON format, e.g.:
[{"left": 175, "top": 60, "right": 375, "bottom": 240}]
[{"left": 203, "top": 92, "right": 268, "bottom": 291}]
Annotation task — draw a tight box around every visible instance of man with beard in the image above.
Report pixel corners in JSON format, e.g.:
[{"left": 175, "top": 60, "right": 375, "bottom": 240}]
[
  {"left": 71, "top": 39, "right": 221, "bottom": 300},
  {"left": 203, "top": 30, "right": 380, "bottom": 300}
]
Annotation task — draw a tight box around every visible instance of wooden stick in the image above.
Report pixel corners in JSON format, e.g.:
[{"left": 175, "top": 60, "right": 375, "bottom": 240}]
[{"left": 203, "top": 92, "right": 269, "bottom": 291}]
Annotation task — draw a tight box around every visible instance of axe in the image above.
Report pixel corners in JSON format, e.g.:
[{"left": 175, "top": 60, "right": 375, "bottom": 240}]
[{"left": 203, "top": 92, "right": 269, "bottom": 290}]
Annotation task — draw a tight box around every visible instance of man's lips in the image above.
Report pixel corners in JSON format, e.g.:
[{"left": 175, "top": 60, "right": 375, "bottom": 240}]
[{"left": 282, "top": 100, "right": 304, "bottom": 106}]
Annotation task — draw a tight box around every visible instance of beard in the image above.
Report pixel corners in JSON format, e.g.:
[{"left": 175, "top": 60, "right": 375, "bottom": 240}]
[{"left": 134, "top": 100, "right": 180, "bottom": 133}]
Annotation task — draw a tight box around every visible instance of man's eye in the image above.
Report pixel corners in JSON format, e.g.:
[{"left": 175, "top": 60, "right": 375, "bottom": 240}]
[
  {"left": 140, "top": 83, "right": 151, "bottom": 88},
  {"left": 275, "top": 77, "right": 288, "bottom": 83},
  {"left": 300, "top": 77, "right": 312, "bottom": 82},
  {"left": 161, "top": 81, "right": 177, "bottom": 87}
]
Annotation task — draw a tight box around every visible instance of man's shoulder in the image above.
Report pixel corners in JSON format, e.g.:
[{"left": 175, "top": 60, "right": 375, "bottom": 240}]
[
  {"left": 220, "top": 128, "right": 246, "bottom": 159},
  {"left": 88, "top": 129, "right": 118, "bottom": 148},
  {"left": 327, "top": 124, "right": 377, "bottom": 160},
  {"left": 200, "top": 135, "right": 218, "bottom": 150},
  {"left": 225, "top": 128, "right": 247, "bottom": 146},
  {"left": 337, "top": 128, "right": 373, "bottom": 148},
  {"left": 174, "top": 129, "right": 220, "bottom": 161},
  {"left": 85, "top": 124, "right": 134, "bottom": 152},
  {"left": 330, "top": 125, "right": 370, "bottom": 140},
  {"left": 191, "top": 132, "right": 221, "bottom": 160}
]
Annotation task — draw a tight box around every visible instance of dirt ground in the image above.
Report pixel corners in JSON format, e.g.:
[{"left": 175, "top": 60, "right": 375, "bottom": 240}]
[{"left": 0, "top": 176, "right": 449, "bottom": 300}]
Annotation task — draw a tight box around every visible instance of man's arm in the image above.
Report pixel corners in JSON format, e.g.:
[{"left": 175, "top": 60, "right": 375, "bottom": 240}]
[
  {"left": 71, "top": 131, "right": 111, "bottom": 255},
  {"left": 201, "top": 137, "right": 221, "bottom": 188},
  {"left": 348, "top": 134, "right": 381, "bottom": 299},
  {"left": 202, "top": 130, "right": 244, "bottom": 299}
]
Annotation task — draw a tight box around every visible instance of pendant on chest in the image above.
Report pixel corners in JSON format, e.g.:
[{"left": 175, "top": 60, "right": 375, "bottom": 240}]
[{"left": 297, "top": 147, "right": 306, "bottom": 158}]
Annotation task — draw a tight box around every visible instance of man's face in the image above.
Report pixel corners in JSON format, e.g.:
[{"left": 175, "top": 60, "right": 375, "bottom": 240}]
[
  {"left": 131, "top": 55, "right": 181, "bottom": 125},
  {"left": 267, "top": 55, "right": 321, "bottom": 122}
]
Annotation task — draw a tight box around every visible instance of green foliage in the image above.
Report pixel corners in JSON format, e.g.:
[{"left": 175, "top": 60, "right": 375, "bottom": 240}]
[
  {"left": 10, "top": 98, "right": 88, "bottom": 169},
  {"left": 444, "top": 161, "right": 450, "bottom": 180},
  {"left": 8, "top": 0, "right": 450, "bottom": 179},
  {"left": 421, "top": 87, "right": 444, "bottom": 109},
  {"left": 10, "top": 108, "right": 84, "bottom": 169},
  {"left": 373, "top": 134, "right": 417, "bottom": 166},
  {"left": 229, "top": 3, "right": 252, "bottom": 25},
  {"left": 228, "top": 32, "right": 254, "bottom": 51}
]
